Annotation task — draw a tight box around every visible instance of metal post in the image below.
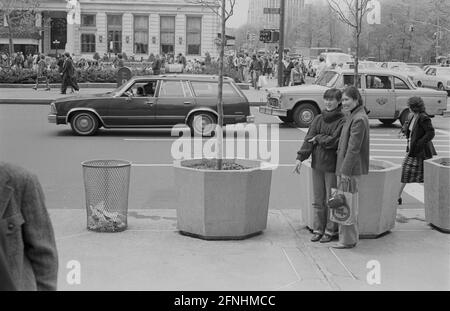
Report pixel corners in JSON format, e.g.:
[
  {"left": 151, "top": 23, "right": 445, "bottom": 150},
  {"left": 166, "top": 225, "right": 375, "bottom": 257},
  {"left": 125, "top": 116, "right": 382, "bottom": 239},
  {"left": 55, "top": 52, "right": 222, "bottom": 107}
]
[{"left": 277, "top": 0, "right": 285, "bottom": 87}]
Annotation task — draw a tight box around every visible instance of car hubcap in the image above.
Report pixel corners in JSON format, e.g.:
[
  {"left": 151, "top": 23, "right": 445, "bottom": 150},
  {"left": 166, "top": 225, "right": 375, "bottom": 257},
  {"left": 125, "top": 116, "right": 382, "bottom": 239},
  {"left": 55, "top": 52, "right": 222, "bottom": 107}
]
[
  {"left": 193, "top": 115, "right": 214, "bottom": 135},
  {"left": 77, "top": 116, "right": 93, "bottom": 132},
  {"left": 301, "top": 110, "right": 313, "bottom": 123}
]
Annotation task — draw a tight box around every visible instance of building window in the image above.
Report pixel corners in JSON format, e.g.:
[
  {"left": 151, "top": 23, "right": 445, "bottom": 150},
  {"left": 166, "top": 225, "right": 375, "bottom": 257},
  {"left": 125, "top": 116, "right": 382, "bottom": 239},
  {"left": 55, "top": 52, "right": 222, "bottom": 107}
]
[
  {"left": 107, "top": 14, "right": 122, "bottom": 53},
  {"left": 160, "top": 16, "right": 175, "bottom": 55},
  {"left": 81, "top": 34, "right": 96, "bottom": 53},
  {"left": 134, "top": 15, "right": 148, "bottom": 54},
  {"left": 186, "top": 16, "right": 201, "bottom": 55},
  {"left": 81, "top": 14, "right": 96, "bottom": 27}
]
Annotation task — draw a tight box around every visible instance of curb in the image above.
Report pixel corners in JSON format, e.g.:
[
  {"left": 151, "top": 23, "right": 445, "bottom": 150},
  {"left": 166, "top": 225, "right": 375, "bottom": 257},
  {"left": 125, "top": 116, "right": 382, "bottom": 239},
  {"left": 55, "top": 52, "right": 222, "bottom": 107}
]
[{"left": 0, "top": 83, "right": 116, "bottom": 89}]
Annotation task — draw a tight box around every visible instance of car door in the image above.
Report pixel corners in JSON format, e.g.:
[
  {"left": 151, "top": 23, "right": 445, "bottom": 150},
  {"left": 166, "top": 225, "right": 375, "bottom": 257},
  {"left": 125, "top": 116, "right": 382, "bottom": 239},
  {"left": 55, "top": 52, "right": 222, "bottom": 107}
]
[
  {"left": 363, "top": 74, "right": 395, "bottom": 118},
  {"left": 423, "top": 68, "right": 436, "bottom": 88},
  {"left": 392, "top": 75, "right": 413, "bottom": 117},
  {"left": 107, "top": 80, "right": 158, "bottom": 126},
  {"left": 153, "top": 79, "right": 193, "bottom": 126}
]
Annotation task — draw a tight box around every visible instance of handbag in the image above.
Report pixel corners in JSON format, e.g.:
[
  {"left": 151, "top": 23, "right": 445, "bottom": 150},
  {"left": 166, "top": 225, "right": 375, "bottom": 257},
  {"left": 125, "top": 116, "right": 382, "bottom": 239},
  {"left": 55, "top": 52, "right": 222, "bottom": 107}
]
[
  {"left": 328, "top": 181, "right": 347, "bottom": 209},
  {"left": 329, "top": 180, "right": 358, "bottom": 226}
]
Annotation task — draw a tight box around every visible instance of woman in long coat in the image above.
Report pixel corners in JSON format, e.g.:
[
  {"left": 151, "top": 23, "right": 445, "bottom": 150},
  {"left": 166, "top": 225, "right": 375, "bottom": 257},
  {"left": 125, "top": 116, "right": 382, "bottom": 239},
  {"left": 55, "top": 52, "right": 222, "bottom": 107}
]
[
  {"left": 334, "top": 86, "right": 370, "bottom": 249},
  {"left": 398, "top": 97, "right": 437, "bottom": 204}
]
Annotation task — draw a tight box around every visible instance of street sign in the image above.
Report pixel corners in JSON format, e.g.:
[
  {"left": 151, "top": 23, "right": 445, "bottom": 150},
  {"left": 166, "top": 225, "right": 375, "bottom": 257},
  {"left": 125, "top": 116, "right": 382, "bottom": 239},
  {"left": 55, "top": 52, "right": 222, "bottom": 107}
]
[
  {"left": 367, "top": 0, "right": 381, "bottom": 25},
  {"left": 263, "top": 8, "right": 281, "bottom": 14}
]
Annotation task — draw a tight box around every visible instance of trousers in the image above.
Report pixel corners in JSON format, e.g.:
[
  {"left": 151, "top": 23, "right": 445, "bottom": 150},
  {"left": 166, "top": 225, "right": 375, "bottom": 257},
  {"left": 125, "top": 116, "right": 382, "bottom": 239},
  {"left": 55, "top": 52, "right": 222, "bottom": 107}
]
[{"left": 311, "top": 169, "right": 338, "bottom": 236}]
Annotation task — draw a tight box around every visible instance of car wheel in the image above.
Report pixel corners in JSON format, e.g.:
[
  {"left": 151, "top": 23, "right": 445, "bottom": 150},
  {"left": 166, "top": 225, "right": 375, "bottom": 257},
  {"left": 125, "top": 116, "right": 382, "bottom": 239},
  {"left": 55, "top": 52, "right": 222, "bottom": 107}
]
[
  {"left": 70, "top": 112, "right": 99, "bottom": 136},
  {"left": 278, "top": 116, "right": 292, "bottom": 123},
  {"left": 438, "top": 83, "right": 445, "bottom": 91},
  {"left": 379, "top": 119, "right": 396, "bottom": 125},
  {"left": 189, "top": 112, "right": 217, "bottom": 137},
  {"left": 416, "top": 81, "right": 422, "bottom": 87},
  {"left": 293, "top": 103, "right": 319, "bottom": 128},
  {"left": 399, "top": 110, "right": 411, "bottom": 126}
]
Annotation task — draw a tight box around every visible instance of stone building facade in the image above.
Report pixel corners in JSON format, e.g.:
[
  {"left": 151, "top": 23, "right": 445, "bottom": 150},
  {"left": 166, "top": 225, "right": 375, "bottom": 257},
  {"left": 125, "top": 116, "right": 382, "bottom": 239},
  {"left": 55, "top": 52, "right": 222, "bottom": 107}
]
[{"left": 1, "top": 0, "right": 220, "bottom": 59}]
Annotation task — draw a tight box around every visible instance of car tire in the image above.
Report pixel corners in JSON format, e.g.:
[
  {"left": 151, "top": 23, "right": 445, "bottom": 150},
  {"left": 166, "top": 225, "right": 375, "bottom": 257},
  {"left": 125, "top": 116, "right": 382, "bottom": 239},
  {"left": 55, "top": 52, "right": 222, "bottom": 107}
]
[
  {"left": 188, "top": 112, "right": 217, "bottom": 137},
  {"left": 416, "top": 81, "right": 422, "bottom": 87},
  {"left": 70, "top": 112, "right": 99, "bottom": 136},
  {"left": 379, "top": 119, "right": 396, "bottom": 125},
  {"left": 399, "top": 110, "right": 410, "bottom": 126},
  {"left": 293, "top": 103, "right": 319, "bottom": 128}
]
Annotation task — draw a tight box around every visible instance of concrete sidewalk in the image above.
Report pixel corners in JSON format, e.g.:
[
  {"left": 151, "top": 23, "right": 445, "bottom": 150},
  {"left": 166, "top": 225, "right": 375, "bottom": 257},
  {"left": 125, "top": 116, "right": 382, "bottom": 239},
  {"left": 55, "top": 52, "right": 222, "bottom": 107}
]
[
  {"left": 52, "top": 208, "right": 449, "bottom": 291},
  {"left": 0, "top": 85, "right": 271, "bottom": 106}
]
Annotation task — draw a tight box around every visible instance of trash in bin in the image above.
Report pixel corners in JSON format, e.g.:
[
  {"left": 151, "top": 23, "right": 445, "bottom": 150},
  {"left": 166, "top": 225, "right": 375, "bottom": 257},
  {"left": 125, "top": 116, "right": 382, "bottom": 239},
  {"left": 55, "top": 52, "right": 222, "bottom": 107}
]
[
  {"left": 82, "top": 160, "right": 131, "bottom": 233},
  {"left": 88, "top": 201, "right": 127, "bottom": 232}
]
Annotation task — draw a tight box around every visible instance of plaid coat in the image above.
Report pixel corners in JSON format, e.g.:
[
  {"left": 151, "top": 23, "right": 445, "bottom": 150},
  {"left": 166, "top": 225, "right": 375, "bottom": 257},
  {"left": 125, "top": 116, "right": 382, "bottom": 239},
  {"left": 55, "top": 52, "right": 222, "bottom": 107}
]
[{"left": 0, "top": 163, "right": 58, "bottom": 291}]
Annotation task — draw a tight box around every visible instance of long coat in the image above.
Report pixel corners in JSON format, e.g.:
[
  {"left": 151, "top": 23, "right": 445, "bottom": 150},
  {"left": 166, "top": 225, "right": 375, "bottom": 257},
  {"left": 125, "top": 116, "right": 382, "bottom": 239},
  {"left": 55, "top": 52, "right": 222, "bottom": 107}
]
[
  {"left": 336, "top": 105, "right": 370, "bottom": 177},
  {"left": 402, "top": 112, "right": 437, "bottom": 159},
  {"left": 0, "top": 163, "right": 58, "bottom": 291}
]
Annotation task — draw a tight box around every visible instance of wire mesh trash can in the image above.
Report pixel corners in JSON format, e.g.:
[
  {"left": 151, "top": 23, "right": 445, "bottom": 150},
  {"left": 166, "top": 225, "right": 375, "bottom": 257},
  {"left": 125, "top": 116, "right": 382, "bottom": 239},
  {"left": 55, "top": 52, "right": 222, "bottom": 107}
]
[{"left": 82, "top": 160, "right": 131, "bottom": 232}]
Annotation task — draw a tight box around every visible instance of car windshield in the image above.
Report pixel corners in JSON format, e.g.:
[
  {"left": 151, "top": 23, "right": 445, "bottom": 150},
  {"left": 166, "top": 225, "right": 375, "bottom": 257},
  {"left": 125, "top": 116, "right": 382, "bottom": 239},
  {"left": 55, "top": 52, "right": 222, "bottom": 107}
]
[
  {"left": 327, "top": 54, "right": 353, "bottom": 64},
  {"left": 315, "top": 71, "right": 339, "bottom": 87}
]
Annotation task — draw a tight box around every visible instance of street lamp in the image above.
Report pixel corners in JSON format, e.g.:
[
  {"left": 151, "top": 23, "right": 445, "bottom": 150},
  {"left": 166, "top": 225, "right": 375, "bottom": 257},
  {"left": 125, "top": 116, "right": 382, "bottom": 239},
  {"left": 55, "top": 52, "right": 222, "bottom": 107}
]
[{"left": 53, "top": 40, "right": 60, "bottom": 57}]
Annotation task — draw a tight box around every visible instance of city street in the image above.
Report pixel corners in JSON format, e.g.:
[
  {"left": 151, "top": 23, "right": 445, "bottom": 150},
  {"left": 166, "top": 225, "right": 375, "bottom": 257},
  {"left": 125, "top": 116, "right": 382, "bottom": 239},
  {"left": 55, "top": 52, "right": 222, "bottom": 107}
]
[{"left": 1, "top": 103, "right": 449, "bottom": 212}]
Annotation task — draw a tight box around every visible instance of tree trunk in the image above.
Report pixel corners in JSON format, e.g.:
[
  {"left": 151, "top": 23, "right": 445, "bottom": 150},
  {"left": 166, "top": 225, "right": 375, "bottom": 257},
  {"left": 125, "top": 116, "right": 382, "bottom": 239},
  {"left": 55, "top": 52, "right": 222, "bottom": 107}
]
[
  {"left": 216, "top": 0, "right": 226, "bottom": 170},
  {"left": 354, "top": 0, "right": 359, "bottom": 87},
  {"left": 6, "top": 15, "right": 14, "bottom": 61}
]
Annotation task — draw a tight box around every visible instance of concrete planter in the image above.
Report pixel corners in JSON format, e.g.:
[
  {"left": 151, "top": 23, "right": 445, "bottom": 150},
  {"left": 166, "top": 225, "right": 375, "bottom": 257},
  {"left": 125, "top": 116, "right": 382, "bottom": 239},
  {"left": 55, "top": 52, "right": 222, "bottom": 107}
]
[
  {"left": 424, "top": 157, "right": 450, "bottom": 233},
  {"left": 173, "top": 159, "right": 272, "bottom": 240},
  {"left": 299, "top": 159, "right": 402, "bottom": 238}
]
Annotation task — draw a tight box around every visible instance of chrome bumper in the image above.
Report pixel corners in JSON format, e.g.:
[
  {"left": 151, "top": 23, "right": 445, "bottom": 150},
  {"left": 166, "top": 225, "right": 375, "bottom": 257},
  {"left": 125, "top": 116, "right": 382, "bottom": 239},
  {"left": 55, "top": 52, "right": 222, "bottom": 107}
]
[
  {"left": 259, "top": 106, "right": 287, "bottom": 117},
  {"left": 48, "top": 114, "right": 57, "bottom": 123}
]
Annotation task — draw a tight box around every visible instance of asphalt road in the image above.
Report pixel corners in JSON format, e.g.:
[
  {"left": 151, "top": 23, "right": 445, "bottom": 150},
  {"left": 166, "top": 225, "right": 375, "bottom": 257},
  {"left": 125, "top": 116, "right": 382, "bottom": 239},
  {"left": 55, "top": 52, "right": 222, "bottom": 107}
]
[{"left": 0, "top": 104, "right": 448, "bottom": 212}]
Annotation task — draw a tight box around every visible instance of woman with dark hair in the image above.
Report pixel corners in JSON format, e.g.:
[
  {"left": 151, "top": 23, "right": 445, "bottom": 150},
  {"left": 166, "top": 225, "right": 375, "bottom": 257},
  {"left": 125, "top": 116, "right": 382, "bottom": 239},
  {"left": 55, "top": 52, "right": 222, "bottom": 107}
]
[
  {"left": 333, "top": 86, "right": 370, "bottom": 249},
  {"left": 398, "top": 97, "right": 437, "bottom": 204},
  {"left": 294, "top": 88, "right": 346, "bottom": 243}
]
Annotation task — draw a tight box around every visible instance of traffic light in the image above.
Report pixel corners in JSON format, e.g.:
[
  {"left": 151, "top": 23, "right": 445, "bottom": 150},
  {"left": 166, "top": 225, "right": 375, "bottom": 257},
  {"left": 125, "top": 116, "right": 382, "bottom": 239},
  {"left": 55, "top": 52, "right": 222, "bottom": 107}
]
[
  {"left": 271, "top": 31, "right": 280, "bottom": 43},
  {"left": 259, "top": 30, "right": 271, "bottom": 42},
  {"left": 259, "top": 30, "right": 279, "bottom": 43}
]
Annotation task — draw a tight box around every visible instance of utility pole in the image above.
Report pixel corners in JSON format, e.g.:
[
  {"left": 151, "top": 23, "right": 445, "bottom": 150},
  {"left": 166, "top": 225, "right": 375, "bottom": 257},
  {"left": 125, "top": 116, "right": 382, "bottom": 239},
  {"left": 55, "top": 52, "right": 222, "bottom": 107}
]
[
  {"left": 436, "top": 15, "right": 440, "bottom": 64},
  {"left": 277, "top": 0, "right": 285, "bottom": 87}
]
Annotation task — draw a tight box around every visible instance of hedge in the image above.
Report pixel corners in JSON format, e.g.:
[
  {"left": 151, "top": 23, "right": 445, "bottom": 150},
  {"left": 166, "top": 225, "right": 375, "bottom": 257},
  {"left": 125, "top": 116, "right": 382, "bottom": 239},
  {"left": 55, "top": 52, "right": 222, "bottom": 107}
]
[{"left": 0, "top": 64, "right": 242, "bottom": 84}]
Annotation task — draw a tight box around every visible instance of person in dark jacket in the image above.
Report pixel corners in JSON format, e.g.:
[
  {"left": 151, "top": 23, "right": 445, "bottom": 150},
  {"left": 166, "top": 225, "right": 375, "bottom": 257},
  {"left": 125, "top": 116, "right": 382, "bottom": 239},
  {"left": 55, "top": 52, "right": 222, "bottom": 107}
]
[
  {"left": 294, "top": 89, "right": 346, "bottom": 243},
  {"left": 0, "top": 162, "right": 58, "bottom": 290},
  {"left": 333, "top": 86, "right": 370, "bottom": 249},
  {"left": 282, "top": 56, "right": 294, "bottom": 86},
  {"left": 398, "top": 97, "right": 437, "bottom": 204},
  {"left": 60, "top": 52, "right": 79, "bottom": 94},
  {"left": 0, "top": 245, "right": 16, "bottom": 291},
  {"left": 249, "top": 55, "right": 263, "bottom": 90},
  {"left": 152, "top": 55, "right": 162, "bottom": 75}
]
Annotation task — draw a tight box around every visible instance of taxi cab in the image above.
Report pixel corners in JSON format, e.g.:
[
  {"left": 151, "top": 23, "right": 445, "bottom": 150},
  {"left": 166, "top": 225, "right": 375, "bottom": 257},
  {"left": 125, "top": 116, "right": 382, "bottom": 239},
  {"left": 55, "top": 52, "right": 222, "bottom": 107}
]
[{"left": 259, "top": 69, "right": 447, "bottom": 127}]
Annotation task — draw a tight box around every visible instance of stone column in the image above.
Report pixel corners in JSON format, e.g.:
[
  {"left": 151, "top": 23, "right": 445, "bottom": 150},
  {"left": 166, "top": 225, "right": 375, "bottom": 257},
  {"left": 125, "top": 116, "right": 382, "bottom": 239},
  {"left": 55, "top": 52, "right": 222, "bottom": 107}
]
[
  {"left": 36, "top": 12, "right": 43, "bottom": 54},
  {"left": 149, "top": 14, "right": 160, "bottom": 56},
  {"left": 175, "top": 14, "right": 186, "bottom": 56}
]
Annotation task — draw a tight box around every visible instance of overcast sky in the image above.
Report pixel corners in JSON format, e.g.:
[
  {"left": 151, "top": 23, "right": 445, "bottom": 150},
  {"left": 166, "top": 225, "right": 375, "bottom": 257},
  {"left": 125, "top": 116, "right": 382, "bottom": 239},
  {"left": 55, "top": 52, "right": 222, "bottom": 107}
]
[{"left": 228, "top": 0, "right": 250, "bottom": 28}]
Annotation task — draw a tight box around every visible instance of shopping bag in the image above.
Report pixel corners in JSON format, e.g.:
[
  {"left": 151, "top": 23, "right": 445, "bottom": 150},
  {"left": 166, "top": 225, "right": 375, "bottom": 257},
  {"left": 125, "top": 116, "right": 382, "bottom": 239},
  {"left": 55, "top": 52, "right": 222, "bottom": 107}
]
[{"left": 329, "top": 181, "right": 358, "bottom": 226}]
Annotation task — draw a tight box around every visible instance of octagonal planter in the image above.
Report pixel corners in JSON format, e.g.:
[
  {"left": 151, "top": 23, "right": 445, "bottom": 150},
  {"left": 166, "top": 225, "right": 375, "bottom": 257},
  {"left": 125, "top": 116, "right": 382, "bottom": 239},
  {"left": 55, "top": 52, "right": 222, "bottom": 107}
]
[
  {"left": 424, "top": 157, "right": 450, "bottom": 233},
  {"left": 299, "top": 159, "right": 402, "bottom": 238},
  {"left": 173, "top": 159, "right": 272, "bottom": 240}
]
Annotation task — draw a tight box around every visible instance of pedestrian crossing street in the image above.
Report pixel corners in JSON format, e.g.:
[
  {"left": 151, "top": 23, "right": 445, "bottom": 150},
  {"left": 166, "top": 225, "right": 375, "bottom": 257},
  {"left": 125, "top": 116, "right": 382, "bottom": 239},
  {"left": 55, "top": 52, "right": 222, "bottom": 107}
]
[{"left": 368, "top": 129, "right": 449, "bottom": 164}]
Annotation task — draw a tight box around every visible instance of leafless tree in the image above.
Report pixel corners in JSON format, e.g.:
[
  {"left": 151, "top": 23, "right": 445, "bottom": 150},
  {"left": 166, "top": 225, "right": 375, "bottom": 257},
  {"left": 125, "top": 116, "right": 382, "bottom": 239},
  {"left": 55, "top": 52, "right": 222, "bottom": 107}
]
[
  {"left": 0, "top": 0, "right": 40, "bottom": 58},
  {"left": 187, "top": 0, "right": 236, "bottom": 170},
  {"left": 328, "top": 0, "right": 371, "bottom": 85}
]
